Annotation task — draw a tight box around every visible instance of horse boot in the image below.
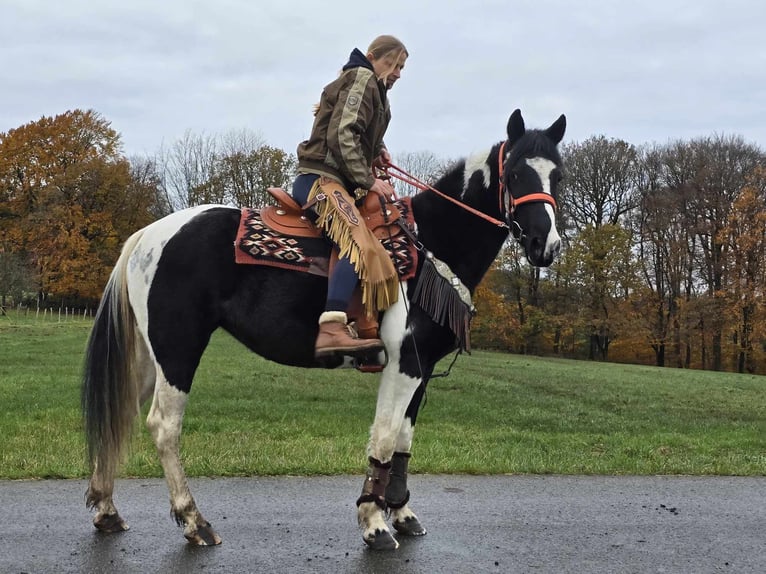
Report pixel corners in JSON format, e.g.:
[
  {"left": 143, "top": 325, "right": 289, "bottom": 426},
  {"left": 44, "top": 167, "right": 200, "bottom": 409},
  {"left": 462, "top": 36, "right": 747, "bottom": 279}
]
[
  {"left": 315, "top": 311, "right": 384, "bottom": 359},
  {"left": 385, "top": 452, "right": 426, "bottom": 536},
  {"left": 357, "top": 457, "right": 398, "bottom": 550}
]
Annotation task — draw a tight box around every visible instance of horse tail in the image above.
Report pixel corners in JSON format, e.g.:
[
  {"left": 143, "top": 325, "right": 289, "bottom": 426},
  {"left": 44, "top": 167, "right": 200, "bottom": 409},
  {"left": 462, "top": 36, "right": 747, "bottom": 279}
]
[{"left": 82, "top": 228, "right": 145, "bottom": 484}]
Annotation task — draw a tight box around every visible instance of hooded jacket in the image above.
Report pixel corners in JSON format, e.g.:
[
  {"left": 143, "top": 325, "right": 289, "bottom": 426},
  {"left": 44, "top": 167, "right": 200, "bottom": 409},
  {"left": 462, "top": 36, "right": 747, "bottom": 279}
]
[{"left": 297, "top": 48, "right": 390, "bottom": 193}]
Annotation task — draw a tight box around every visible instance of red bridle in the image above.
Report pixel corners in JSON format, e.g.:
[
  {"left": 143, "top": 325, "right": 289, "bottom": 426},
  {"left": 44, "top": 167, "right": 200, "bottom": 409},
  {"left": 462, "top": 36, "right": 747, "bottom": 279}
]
[{"left": 384, "top": 142, "right": 557, "bottom": 231}]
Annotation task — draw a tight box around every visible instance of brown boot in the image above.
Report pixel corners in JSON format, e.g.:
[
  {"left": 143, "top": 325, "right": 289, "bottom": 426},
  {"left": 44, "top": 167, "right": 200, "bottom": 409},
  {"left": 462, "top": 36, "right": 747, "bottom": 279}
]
[{"left": 315, "top": 311, "right": 384, "bottom": 358}]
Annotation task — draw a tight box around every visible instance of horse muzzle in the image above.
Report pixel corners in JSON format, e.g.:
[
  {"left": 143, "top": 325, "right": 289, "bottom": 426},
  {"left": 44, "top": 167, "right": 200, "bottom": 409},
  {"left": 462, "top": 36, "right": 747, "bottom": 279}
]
[{"left": 525, "top": 235, "right": 561, "bottom": 268}]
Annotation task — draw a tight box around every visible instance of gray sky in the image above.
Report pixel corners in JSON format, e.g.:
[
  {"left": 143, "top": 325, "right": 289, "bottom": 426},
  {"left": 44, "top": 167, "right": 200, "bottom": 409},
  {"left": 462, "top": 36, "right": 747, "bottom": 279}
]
[{"left": 2, "top": 0, "right": 765, "bottom": 161}]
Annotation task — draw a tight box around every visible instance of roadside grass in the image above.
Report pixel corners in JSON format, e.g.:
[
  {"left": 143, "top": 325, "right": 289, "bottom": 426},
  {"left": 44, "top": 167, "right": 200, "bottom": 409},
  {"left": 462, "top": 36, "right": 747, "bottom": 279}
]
[{"left": 1, "top": 313, "right": 765, "bottom": 479}]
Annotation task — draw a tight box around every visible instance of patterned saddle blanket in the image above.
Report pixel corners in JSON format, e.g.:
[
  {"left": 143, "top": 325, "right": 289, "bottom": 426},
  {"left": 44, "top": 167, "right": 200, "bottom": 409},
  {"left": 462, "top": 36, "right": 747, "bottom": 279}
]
[{"left": 234, "top": 195, "right": 418, "bottom": 281}]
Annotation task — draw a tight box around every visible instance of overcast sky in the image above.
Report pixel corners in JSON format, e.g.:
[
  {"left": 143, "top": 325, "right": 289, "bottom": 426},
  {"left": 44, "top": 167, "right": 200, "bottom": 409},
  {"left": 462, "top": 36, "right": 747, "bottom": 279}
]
[{"left": 3, "top": 0, "right": 765, "bottom": 162}]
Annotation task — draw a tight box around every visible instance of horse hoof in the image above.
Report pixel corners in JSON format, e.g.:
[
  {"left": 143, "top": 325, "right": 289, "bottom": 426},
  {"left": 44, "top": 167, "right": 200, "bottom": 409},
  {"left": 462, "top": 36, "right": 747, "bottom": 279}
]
[
  {"left": 185, "top": 522, "right": 222, "bottom": 546},
  {"left": 364, "top": 529, "right": 399, "bottom": 551},
  {"left": 94, "top": 512, "right": 129, "bottom": 533},
  {"left": 393, "top": 516, "right": 427, "bottom": 537}
]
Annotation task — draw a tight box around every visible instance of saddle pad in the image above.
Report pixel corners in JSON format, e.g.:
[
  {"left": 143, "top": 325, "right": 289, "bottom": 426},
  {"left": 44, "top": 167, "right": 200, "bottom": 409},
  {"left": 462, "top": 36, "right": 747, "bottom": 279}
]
[
  {"left": 234, "top": 197, "right": 418, "bottom": 281},
  {"left": 234, "top": 208, "right": 330, "bottom": 276}
]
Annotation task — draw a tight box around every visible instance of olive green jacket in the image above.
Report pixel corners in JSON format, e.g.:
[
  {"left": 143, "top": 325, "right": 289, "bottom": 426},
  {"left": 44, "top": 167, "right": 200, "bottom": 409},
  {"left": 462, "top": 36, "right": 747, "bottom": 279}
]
[{"left": 297, "top": 49, "right": 390, "bottom": 192}]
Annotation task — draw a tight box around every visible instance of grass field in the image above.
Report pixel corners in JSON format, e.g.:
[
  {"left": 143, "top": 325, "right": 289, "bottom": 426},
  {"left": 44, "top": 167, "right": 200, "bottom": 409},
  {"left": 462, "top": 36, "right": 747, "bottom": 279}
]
[{"left": 1, "top": 312, "right": 765, "bottom": 479}]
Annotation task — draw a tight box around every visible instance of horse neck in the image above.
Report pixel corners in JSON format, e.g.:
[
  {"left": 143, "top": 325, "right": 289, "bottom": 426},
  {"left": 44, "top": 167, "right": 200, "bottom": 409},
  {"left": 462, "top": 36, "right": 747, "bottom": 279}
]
[{"left": 411, "top": 143, "right": 509, "bottom": 292}]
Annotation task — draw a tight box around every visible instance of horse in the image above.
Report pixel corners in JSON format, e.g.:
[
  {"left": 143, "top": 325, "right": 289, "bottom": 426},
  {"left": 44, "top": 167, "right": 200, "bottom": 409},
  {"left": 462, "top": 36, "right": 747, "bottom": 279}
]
[{"left": 81, "top": 109, "right": 566, "bottom": 550}]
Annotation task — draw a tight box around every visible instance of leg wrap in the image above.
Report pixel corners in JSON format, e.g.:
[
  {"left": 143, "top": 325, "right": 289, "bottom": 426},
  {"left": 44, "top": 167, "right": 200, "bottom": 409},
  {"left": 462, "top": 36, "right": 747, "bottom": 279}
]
[
  {"left": 385, "top": 452, "right": 411, "bottom": 509},
  {"left": 356, "top": 456, "right": 392, "bottom": 510}
]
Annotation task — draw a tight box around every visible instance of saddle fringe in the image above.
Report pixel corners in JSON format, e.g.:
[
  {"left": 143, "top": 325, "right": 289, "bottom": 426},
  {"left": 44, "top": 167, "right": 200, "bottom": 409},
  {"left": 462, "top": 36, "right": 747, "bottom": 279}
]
[{"left": 412, "top": 254, "right": 475, "bottom": 352}]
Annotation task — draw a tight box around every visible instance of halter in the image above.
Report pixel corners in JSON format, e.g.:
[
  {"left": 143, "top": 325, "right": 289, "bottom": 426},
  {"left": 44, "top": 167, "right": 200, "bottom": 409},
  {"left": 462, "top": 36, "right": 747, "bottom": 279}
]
[
  {"left": 496, "top": 141, "right": 558, "bottom": 240},
  {"left": 385, "top": 142, "right": 557, "bottom": 239}
]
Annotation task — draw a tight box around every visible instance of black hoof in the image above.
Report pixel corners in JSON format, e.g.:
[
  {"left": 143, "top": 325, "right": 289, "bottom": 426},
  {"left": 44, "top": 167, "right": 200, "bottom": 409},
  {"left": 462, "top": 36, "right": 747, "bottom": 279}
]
[
  {"left": 94, "top": 512, "right": 129, "bottom": 533},
  {"left": 393, "top": 516, "right": 427, "bottom": 536},
  {"left": 185, "top": 522, "right": 222, "bottom": 546},
  {"left": 364, "top": 529, "right": 399, "bottom": 551}
]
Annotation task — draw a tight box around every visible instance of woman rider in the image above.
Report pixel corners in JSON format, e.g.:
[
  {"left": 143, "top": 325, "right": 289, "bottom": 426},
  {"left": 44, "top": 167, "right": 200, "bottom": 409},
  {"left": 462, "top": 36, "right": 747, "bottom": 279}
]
[{"left": 291, "top": 35, "right": 408, "bottom": 359}]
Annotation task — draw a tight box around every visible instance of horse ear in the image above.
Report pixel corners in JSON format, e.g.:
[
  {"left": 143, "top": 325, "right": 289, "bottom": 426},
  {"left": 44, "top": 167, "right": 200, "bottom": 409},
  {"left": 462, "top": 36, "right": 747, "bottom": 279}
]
[
  {"left": 507, "top": 109, "right": 525, "bottom": 144},
  {"left": 545, "top": 114, "right": 567, "bottom": 144}
]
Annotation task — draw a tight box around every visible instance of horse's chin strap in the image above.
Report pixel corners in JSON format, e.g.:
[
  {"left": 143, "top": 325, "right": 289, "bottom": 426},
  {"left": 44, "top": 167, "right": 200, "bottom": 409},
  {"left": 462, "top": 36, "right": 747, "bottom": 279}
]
[{"left": 497, "top": 140, "right": 558, "bottom": 243}]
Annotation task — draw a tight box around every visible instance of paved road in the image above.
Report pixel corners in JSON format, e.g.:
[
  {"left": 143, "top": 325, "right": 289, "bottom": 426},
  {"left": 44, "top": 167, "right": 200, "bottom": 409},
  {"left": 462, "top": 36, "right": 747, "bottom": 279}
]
[{"left": 1, "top": 475, "right": 764, "bottom": 573}]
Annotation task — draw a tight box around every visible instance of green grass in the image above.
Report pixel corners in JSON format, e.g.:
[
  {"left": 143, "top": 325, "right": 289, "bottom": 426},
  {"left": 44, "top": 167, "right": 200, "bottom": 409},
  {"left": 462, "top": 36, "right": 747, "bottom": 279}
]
[{"left": 1, "top": 312, "right": 765, "bottom": 479}]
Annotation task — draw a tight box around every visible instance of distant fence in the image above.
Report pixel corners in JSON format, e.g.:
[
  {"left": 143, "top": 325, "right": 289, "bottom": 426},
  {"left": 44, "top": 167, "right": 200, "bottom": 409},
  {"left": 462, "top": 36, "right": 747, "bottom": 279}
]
[{"left": 1, "top": 305, "right": 95, "bottom": 323}]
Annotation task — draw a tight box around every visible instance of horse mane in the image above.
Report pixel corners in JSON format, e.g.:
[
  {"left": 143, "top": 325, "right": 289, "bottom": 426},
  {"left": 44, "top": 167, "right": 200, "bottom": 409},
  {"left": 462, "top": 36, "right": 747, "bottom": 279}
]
[{"left": 424, "top": 128, "right": 563, "bottom": 204}]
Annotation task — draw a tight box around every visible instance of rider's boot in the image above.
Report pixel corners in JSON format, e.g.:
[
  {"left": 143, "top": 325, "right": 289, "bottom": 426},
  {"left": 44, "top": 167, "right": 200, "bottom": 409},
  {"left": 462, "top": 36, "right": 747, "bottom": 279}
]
[{"left": 315, "top": 311, "right": 384, "bottom": 358}]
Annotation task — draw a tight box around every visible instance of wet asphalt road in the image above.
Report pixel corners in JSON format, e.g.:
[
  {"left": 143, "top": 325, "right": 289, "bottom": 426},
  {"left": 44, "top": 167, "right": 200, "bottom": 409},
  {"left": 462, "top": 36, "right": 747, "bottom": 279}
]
[{"left": 1, "top": 474, "right": 764, "bottom": 573}]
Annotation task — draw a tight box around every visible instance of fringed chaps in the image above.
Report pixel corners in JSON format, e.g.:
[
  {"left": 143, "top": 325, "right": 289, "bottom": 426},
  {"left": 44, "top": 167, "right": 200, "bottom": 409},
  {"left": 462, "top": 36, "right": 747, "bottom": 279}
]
[
  {"left": 356, "top": 456, "right": 392, "bottom": 510},
  {"left": 309, "top": 178, "right": 399, "bottom": 318}
]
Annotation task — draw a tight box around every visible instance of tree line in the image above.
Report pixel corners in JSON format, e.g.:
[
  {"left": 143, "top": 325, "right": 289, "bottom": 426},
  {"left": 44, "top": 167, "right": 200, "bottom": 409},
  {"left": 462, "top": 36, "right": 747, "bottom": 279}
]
[{"left": 2, "top": 109, "right": 765, "bottom": 374}]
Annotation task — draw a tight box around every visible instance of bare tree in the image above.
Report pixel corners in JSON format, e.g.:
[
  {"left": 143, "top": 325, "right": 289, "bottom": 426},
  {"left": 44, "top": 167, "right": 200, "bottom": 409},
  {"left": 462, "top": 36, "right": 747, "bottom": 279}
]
[
  {"left": 558, "top": 137, "right": 641, "bottom": 360},
  {"left": 561, "top": 136, "right": 640, "bottom": 230},
  {"left": 686, "top": 135, "right": 764, "bottom": 370},
  {"left": 156, "top": 131, "right": 219, "bottom": 210},
  {"left": 635, "top": 143, "right": 699, "bottom": 367},
  {"left": 391, "top": 150, "right": 451, "bottom": 197}
]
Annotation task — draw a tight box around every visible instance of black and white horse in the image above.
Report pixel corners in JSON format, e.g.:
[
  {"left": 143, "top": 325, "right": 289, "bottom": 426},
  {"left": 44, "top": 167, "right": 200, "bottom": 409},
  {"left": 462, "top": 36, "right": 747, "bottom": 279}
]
[{"left": 82, "top": 109, "right": 566, "bottom": 550}]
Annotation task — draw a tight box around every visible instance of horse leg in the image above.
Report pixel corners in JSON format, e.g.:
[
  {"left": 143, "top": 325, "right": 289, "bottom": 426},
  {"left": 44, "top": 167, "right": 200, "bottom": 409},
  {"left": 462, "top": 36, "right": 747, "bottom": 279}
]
[
  {"left": 385, "top": 379, "right": 427, "bottom": 536},
  {"left": 87, "top": 462, "right": 129, "bottom": 533},
  {"left": 357, "top": 363, "right": 423, "bottom": 550},
  {"left": 87, "top": 336, "right": 156, "bottom": 534},
  {"left": 145, "top": 373, "right": 221, "bottom": 546}
]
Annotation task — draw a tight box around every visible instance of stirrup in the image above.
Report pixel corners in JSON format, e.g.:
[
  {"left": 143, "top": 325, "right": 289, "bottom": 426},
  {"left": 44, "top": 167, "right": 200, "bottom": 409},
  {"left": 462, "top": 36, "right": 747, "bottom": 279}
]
[{"left": 353, "top": 346, "right": 388, "bottom": 373}]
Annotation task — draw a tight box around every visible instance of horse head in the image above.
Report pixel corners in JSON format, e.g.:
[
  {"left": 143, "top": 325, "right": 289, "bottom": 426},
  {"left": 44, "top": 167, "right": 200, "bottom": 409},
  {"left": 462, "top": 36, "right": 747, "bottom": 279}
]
[{"left": 503, "top": 109, "right": 566, "bottom": 267}]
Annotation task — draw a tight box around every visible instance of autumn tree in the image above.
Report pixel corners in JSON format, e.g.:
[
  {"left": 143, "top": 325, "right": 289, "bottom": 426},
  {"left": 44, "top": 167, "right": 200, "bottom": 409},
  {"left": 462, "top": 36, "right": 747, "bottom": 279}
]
[
  {"left": 634, "top": 143, "right": 700, "bottom": 367},
  {"left": 155, "top": 129, "right": 296, "bottom": 209},
  {"left": 558, "top": 137, "right": 640, "bottom": 359},
  {"left": 0, "top": 251, "right": 34, "bottom": 307},
  {"left": 718, "top": 166, "right": 766, "bottom": 373},
  {"left": 685, "top": 135, "right": 764, "bottom": 370},
  {"left": 471, "top": 261, "right": 523, "bottom": 351},
  {"left": 0, "top": 109, "right": 161, "bottom": 302},
  {"left": 210, "top": 145, "right": 296, "bottom": 208}
]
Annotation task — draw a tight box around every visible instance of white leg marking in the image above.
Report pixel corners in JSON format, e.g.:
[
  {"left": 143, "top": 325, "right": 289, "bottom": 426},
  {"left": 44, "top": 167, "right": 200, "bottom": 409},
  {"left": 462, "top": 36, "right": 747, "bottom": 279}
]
[
  {"left": 390, "top": 504, "right": 418, "bottom": 524},
  {"left": 394, "top": 418, "right": 414, "bottom": 453},
  {"left": 359, "top": 501, "right": 399, "bottom": 547},
  {"left": 146, "top": 371, "right": 196, "bottom": 520},
  {"left": 369, "top": 286, "right": 422, "bottom": 462}
]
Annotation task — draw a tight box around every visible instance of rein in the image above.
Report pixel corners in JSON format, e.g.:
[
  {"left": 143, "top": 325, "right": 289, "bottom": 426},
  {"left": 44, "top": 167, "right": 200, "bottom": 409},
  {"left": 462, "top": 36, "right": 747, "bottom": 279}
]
[
  {"left": 384, "top": 163, "right": 509, "bottom": 229},
  {"left": 385, "top": 143, "right": 557, "bottom": 233}
]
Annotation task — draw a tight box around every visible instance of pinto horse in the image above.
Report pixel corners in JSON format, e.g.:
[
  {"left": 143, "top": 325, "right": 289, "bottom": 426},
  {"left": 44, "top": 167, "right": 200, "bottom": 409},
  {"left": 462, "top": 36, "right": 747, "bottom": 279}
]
[{"left": 82, "top": 109, "right": 566, "bottom": 550}]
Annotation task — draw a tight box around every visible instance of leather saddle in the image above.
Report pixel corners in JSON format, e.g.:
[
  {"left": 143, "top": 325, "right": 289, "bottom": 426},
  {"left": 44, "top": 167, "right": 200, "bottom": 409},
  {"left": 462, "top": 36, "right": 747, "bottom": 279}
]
[{"left": 263, "top": 187, "right": 404, "bottom": 240}]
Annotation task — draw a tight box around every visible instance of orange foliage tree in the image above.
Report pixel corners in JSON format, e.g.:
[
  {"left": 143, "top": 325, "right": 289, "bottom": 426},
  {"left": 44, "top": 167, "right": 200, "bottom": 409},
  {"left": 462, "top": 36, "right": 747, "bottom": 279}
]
[{"left": 0, "top": 110, "right": 160, "bottom": 303}]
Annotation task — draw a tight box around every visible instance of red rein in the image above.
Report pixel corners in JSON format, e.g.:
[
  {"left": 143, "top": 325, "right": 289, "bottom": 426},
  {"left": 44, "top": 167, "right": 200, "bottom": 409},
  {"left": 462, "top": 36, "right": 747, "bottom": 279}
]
[{"left": 385, "top": 145, "right": 556, "bottom": 230}]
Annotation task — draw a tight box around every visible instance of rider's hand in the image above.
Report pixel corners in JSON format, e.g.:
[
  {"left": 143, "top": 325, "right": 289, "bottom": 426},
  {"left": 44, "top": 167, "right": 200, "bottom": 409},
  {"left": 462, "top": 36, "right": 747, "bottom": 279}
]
[
  {"left": 369, "top": 178, "right": 395, "bottom": 201},
  {"left": 373, "top": 149, "right": 392, "bottom": 169}
]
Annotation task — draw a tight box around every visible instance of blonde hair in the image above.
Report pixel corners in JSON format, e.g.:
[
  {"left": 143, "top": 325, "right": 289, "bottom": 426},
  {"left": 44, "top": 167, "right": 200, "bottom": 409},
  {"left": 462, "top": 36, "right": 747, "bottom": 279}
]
[
  {"left": 366, "top": 35, "right": 408, "bottom": 83},
  {"left": 312, "top": 36, "right": 409, "bottom": 115}
]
